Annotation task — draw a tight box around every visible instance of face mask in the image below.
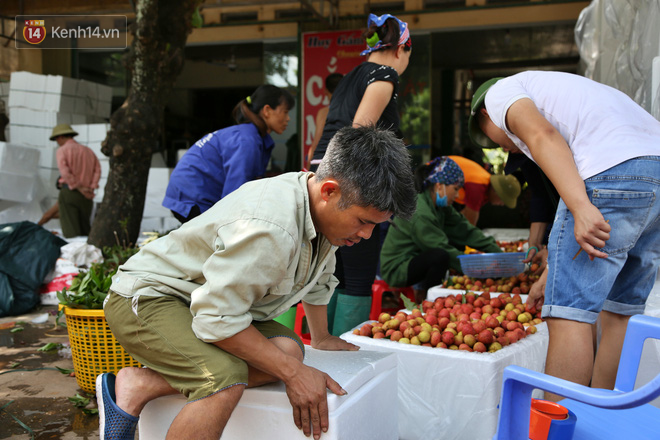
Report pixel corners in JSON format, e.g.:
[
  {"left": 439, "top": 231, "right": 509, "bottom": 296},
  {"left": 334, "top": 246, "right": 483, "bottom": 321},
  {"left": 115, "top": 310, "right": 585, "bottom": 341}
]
[{"left": 435, "top": 191, "right": 448, "bottom": 208}]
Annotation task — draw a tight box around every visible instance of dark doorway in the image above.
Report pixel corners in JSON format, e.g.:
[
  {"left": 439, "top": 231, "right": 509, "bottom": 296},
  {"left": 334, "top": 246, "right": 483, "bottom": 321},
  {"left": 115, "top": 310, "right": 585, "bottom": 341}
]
[{"left": 190, "top": 86, "right": 255, "bottom": 142}]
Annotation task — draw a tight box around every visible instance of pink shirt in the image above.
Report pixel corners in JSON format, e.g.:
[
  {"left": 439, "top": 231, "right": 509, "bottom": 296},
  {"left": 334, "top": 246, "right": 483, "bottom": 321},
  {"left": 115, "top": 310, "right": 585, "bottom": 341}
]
[{"left": 56, "top": 138, "right": 101, "bottom": 199}]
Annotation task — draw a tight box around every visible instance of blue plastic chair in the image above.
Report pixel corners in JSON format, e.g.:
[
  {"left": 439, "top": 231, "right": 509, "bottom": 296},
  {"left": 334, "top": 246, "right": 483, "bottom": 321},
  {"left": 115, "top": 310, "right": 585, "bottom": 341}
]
[{"left": 493, "top": 314, "right": 660, "bottom": 440}]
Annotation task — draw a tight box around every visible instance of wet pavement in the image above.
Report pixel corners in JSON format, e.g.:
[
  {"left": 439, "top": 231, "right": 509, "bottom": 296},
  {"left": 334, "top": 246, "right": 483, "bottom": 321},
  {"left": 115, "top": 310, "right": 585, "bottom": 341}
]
[{"left": 0, "top": 304, "right": 101, "bottom": 440}]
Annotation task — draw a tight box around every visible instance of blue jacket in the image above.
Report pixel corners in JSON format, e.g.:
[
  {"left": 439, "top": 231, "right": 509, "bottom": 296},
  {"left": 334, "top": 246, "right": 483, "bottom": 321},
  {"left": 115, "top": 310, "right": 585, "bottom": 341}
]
[{"left": 163, "top": 123, "right": 274, "bottom": 217}]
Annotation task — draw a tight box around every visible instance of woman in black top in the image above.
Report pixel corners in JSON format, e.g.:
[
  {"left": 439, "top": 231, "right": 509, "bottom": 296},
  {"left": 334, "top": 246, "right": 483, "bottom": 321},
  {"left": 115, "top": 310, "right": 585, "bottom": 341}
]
[{"left": 310, "top": 13, "right": 412, "bottom": 337}]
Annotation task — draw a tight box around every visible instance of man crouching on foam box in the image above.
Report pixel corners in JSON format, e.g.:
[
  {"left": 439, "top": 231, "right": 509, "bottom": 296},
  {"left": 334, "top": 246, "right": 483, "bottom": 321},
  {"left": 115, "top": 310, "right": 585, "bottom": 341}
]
[{"left": 97, "top": 125, "right": 417, "bottom": 440}]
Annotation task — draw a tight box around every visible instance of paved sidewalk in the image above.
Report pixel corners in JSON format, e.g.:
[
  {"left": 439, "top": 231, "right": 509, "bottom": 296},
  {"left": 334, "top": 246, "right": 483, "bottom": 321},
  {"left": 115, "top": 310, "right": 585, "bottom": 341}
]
[{"left": 0, "top": 304, "right": 101, "bottom": 440}]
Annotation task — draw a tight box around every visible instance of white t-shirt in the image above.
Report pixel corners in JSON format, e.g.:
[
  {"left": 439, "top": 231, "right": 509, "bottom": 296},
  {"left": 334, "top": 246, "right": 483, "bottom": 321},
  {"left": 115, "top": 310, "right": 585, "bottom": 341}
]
[{"left": 485, "top": 71, "right": 660, "bottom": 180}]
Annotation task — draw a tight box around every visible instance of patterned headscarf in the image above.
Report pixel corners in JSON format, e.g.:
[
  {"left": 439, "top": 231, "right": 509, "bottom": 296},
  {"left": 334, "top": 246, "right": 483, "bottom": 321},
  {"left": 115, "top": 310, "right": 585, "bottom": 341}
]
[
  {"left": 360, "top": 13, "right": 411, "bottom": 57},
  {"left": 423, "top": 156, "right": 464, "bottom": 188}
]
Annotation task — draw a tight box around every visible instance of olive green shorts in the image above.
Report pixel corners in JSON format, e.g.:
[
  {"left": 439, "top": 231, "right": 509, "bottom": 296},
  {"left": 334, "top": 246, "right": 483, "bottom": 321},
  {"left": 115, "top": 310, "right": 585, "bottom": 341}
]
[{"left": 104, "top": 291, "right": 304, "bottom": 402}]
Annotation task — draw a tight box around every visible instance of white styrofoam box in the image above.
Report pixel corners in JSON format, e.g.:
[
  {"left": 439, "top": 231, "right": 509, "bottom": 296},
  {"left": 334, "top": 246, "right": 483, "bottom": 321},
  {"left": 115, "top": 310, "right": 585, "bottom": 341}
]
[
  {"left": 9, "top": 73, "right": 111, "bottom": 117},
  {"left": 8, "top": 124, "right": 52, "bottom": 147},
  {"left": 71, "top": 113, "right": 88, "bottom": 124},
  {"left": 425, "top": 286, "right": 527, "bottom": 302},
  {"left": 42, "top": 93, "right": 76, "bottom": 113},
  {"left": 0, "top": 142, "right": 40, "bottom": 174},
  {"left": 427, "top": 286, "right": 475, "bottom": 301},
  {"left": 9, "top": 108, "right": 90, "bottom": 129},
  {"left": 8, "top": 90, "right": 44, "bottom": 109},
  {"left": 140, "top": 215, "right": 181, "bottom": 234},
  {"left": 99, "top": 159, "right": 109, "bottom": 178},
  {"left": 34, "top": 145, "right": 59, "bottom": 169},
  {"left": 97, "top": 83, "right": 113, "bottom": 104},
  {"left": 146, "top": 167, "right": 172, "bottom": 188},
  {"left": 140, "top": 217, "right": 163, "bottom": 233},
  {"left": 162, "top": 215, "right": 181, "bottom": 232},
  {"left": 38, "top": 167, "right": 61, "bottom": 199},
  {"left": 71, "top": 124, "right": 89, "bottom": 143},
  {"left": 96, "top": 101, "right": 112, "bottom": 118},
  {"left": 45, "top": 75, "right": 78, "bottom": 96},
  {"left": 87, "top": 123, "right": 110, "bottom": 142},
  {"left": 76, "top": 79, "right": 98, "bottom": 101},
  {"left": 482, "top": 228, "right": 529, "bottom": 242},
  {"left": 342, "top": 322, "right": 549, "bottom": 440},
  {"left": 151, "top": 152, "right": 166, "bottom": 168},
  {"left": 143, "top": 168, "right": 172, "bottom": 218},
  {"left": 176, "top": 149, "right": 187, "bottom": 163},
  {"left": 10, "top": 71, "right": 47, "bottom": 93},
  {"left": 0, "top": 197, "right": 45, "bottom": 225},
  {"left": 10, "top": 107, "right": 53, "bottom": 127},
  {"left": 87, "top": 141, "right": 103, "bottom": 157},
  {"left": 0, "top": 170, "right": 38, "bottom": 202},
  {"left": 74, "top": 96, "right": 96, "bottom": 115},
  {"left": 139, "top": 348, "right": 398, "bottom": 440},
  {"left": 93, "top": 177, "right": 107, "bottom": 203}
]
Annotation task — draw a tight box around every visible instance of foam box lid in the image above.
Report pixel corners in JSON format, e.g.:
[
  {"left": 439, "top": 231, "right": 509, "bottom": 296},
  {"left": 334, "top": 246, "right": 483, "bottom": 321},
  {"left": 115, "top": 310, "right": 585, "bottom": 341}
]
[{"left": 237, "top": 348, "right": 396, "bottom": 409}]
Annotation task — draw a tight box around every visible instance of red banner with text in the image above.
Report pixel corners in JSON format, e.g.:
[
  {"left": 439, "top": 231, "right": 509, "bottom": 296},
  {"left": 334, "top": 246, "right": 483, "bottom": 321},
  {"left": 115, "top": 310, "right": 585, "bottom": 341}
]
[{"left": 301, "top": 29, "right": 364, "bottom": 168}]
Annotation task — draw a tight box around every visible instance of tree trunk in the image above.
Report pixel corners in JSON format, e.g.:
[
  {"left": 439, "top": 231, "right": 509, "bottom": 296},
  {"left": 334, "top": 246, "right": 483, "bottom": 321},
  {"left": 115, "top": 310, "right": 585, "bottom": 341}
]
[{"left": 88, "top": 0, "right": 198, "bottom": 249}]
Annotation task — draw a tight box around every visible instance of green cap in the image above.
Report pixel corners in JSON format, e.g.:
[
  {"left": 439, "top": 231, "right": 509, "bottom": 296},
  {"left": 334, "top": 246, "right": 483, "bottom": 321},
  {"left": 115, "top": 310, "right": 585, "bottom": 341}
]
[
  {"left": 490, "top": 174, "right": 521, "bottom": 209},
  {"left": 468, "top": 77, "right": 502, "bottom": 149}
]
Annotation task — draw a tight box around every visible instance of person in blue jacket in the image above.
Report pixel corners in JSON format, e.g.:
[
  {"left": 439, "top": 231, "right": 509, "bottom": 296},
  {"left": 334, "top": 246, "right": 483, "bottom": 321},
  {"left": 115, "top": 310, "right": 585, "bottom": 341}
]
[{"left": 163, "top": 85, "right": 295, "bottom": 223}]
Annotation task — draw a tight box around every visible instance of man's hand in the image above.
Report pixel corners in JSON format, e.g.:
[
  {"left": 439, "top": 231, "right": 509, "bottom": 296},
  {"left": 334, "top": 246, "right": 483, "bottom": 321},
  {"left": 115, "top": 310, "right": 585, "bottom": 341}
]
[
  {"left": 285, "top": 365, "right": 346, "bottom": 439},
  {"left": 526, "top": 266, "right": 547, "bottom": 311},
  {"left": 524, "top": 247, "right": 548, "bottom": 274},
  {"left": 78, "top": 186, "right": 95, "bottom": 199},
  {"left": 302, "top": 301, "right": 359, "bottom": 352},
  {"left": 311, "top": 334, "right": 359, "bottom": 351},
  {"left": 573, "top": 204, "right": 610, "bottom": 260}
]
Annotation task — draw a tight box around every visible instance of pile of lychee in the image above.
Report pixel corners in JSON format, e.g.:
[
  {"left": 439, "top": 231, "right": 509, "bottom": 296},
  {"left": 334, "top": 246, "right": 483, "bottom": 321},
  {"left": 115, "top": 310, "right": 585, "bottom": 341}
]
[
  {"left": 441, "top": 272, "right": 540, "bottom": 295},
  {"left": 496, "top": 240, "right": 527, "bottom": 253},
  {"left": 352, "top": 292, "right": 543, "bottom": 353}
]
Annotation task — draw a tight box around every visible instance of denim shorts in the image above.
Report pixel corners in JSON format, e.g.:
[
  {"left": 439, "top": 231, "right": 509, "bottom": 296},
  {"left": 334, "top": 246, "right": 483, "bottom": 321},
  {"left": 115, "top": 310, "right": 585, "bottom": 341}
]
[
  {"left": 105, "top": 291, "right": 304, "bottom": 402},
  {"left": 543, "top": 156, "right": 660, "bottom": 324}
]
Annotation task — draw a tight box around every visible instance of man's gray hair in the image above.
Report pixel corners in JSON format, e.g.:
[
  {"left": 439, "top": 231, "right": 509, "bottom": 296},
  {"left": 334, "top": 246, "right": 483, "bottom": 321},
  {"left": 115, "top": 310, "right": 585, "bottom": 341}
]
[{"left": 315, "top": 125, "right": 416, "bottom": 220}]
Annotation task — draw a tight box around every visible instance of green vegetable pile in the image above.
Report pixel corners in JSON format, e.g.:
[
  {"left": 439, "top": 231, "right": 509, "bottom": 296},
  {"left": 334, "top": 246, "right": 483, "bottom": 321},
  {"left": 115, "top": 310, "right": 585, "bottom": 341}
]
[{"left": 57, "top": 244, "right": 139, "bottom": 310}]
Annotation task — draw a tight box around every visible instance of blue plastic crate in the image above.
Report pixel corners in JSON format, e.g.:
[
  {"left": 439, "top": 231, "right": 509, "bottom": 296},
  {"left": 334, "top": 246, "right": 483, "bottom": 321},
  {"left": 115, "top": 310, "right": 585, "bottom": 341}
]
[{"left": 457, "top": 252, "right": 526, "bottom": 278}]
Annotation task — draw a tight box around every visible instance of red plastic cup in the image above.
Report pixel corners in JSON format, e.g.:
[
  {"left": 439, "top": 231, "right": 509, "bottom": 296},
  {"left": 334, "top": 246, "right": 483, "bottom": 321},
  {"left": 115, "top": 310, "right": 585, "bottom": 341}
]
[{"left": 529, "top": 399, "right": 569, "bottom": 440}]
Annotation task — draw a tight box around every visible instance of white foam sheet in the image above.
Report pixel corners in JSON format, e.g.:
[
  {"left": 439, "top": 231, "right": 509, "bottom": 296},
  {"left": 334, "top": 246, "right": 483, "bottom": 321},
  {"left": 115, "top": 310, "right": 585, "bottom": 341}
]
[
  {"left": 138, "top": 348, "right": 398, "bottom": 440},
  {"left": 342, "top": 322, "right": 549, "bottom": 440}
]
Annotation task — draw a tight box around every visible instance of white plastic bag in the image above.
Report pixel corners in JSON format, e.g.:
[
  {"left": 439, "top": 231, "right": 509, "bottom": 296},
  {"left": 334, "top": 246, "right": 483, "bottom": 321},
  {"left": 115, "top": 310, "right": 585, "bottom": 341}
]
[{"left": 59, "top": 241, "right": 103, "bottom": 267}]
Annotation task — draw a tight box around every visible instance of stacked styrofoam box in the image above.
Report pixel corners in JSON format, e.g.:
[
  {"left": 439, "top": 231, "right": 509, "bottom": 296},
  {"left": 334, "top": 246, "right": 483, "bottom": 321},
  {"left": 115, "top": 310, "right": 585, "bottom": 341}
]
[
  {"left": 0, "top": 141, "right": 50, "bottom": 224},
  {"left": 140, "top": 166, "right": 179, "bottom": 233},
  {"left": 7, "top": 72, "right": 112, "bottom": 206},
  {"left": 8, "top": 71, "right": 112, "bottom": 121},
  {"left": 139, "top": 348, "right": 399, "bottom": 440},
  {"left": 342, "top": 321, "right": 549, "bottom": 440},
  {"left": 0, "top": 142, "right": 41, "bottom": 202}
]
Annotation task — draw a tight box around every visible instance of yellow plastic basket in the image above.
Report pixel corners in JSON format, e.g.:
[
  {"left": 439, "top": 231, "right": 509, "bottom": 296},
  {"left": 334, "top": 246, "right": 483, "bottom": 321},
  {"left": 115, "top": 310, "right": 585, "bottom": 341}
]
[{"left": 63, "top": 306, "right": 141, "bottom": 394}]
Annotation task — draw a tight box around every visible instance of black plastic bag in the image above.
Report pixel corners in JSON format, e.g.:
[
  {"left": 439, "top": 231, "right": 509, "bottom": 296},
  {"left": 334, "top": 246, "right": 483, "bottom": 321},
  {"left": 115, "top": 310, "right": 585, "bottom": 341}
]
[{"left": 0, "top": 221, "right": 67, "bottom": 317}]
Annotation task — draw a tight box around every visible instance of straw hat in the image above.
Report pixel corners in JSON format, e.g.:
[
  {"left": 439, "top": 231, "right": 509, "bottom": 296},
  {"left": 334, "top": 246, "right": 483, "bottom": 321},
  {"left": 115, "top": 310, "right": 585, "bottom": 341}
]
[
  {"left": 49, "top": 124, "right": 78, "bottom": 141},
  {"left": 490, "top": 174, "right": 521, "bottom": 209}
]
